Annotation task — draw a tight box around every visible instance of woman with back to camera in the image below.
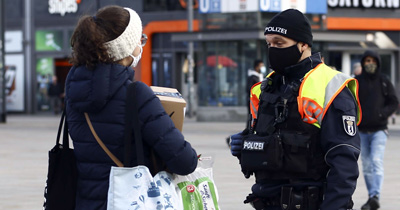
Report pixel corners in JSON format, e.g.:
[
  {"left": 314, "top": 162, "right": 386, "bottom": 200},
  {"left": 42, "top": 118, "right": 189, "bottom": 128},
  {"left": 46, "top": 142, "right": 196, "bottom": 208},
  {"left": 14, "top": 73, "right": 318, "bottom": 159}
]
[{"left": 66, "top": 5, "right": 198, "bottom": 209}]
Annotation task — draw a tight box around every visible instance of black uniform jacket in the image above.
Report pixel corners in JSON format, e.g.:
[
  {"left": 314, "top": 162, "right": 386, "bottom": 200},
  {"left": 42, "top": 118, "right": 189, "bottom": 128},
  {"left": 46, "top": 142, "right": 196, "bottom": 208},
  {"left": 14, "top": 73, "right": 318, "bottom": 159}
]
[{"left": 252, "top": 53, "right": 360, "bottom": 210}]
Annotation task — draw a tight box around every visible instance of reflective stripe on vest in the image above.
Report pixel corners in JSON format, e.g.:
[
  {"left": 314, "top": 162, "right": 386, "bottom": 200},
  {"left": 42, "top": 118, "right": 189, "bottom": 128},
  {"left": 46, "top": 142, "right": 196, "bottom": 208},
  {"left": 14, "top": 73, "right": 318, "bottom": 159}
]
[
  {"left": 249, "top": 64, "right": 362, "bottom": 128},
  {"left": 249, "top": 72, "right": 273, "bottom": 120},
  {"left": 298, "top": 63, "right": 362, "bottom": 128},
  {"left": 250, "top": 82, "right": 262, "bottom": 119}
]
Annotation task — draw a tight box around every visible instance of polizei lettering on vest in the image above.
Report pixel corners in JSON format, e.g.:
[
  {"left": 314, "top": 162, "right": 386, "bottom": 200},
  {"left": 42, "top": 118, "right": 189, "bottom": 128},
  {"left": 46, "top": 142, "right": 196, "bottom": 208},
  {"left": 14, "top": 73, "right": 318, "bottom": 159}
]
[
  {"left": 264, "top": 27, "right": 287, "bottom": 35},
  {"left": 243, "top": 141, "right": 265, "bottom": 151}
]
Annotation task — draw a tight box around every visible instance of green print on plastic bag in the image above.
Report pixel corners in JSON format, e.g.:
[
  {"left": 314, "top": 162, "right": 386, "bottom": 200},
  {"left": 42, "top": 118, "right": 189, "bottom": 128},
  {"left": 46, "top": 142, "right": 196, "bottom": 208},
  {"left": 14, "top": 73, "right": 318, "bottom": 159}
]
[
  {"left": 177, "top": 181, "right": 203, "bottom": 210},
  {"left": 194, "top": 177, "right": 219, "bottom": 210}
]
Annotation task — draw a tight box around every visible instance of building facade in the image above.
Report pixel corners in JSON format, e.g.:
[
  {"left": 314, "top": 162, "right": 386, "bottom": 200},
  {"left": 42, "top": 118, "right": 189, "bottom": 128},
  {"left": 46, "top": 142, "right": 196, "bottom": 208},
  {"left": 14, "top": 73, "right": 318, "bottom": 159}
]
[{"left": 3, "top": 0, "right": 400, "bottom": 122}]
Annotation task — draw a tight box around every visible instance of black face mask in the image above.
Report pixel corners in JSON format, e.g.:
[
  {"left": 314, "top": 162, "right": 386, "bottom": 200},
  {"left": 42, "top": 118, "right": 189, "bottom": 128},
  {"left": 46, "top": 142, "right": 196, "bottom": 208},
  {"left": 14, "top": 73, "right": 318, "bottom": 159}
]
[{"left": 268, "top": 44, "right": 302, "bottom": 75}]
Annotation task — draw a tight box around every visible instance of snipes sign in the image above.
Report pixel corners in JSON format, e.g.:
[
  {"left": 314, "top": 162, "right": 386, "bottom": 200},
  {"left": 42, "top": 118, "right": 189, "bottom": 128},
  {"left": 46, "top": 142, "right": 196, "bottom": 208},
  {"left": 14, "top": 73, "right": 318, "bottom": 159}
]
[{"left": 48, "top": 0, "right": 81, "bottom": 16}]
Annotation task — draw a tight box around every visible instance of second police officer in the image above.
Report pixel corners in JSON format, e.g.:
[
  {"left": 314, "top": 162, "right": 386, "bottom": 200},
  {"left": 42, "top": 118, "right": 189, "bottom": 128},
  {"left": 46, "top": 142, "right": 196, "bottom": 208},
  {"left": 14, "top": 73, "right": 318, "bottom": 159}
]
[{"left": 230, "top": 9, "right": 362, "bottom": 210}]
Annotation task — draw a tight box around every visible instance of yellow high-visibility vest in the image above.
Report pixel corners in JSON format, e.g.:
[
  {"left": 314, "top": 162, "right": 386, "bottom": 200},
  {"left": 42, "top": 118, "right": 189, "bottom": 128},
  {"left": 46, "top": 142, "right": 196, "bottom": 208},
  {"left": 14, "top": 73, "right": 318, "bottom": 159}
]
[{"left": 250, "top": 63, "right": 362, "bottom": 128}]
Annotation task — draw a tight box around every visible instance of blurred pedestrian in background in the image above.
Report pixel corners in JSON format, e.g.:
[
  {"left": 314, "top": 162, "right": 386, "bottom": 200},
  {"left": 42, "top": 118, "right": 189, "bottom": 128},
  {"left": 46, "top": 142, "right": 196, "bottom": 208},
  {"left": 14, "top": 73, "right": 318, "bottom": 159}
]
[
  {"left": 66, "top": 5, "right": 198, "bottom": 210},
  {"left": 246, "top": 59, "right": 265, "bottom": 122},
  {"left": 355, "top": 50, "right": 399, "bottom": 210},
  {"left": 37, "top": 74, "right": 50, "bottom": 110},
  {"left": 47, "top": 75, "right": 63, "bottom": 114},
  {"left": 352, "top": 62, "right": 362, "bottom": 77}
]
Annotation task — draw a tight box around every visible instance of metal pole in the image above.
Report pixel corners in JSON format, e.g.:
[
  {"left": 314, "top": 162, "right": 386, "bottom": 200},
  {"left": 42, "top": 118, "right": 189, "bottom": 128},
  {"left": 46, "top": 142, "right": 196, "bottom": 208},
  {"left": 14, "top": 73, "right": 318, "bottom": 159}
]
[
  {"left": 24, "top": 0, "right": 33, "bottom": 113},
  {"left": 187, "top": 0, "right": 195, "bottom": 118},
  {"left": 0, "top": 0, "right": 6, "bottom": 122}
]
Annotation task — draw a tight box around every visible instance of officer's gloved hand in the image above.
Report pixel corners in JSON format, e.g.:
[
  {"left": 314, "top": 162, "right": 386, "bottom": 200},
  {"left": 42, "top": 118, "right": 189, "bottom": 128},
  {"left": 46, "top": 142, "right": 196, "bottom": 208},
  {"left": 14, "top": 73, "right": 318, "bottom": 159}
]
[{"left": 230, "top": 132, "right": 245, "bottom": 157}]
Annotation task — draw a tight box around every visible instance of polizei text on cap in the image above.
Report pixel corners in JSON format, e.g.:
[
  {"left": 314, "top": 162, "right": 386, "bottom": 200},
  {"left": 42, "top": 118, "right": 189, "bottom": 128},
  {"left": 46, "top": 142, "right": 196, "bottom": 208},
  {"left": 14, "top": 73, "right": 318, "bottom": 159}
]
[{"left": 265, "top": 27, "right": 287, "bottom": 34}]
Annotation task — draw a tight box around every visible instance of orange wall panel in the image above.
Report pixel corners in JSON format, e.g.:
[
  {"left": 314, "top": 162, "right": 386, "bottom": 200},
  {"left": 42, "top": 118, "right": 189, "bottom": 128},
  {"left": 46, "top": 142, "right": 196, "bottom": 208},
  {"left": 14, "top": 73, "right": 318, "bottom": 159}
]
[{"left": 327, "top": 17, "right": 400, "bottom": 31}]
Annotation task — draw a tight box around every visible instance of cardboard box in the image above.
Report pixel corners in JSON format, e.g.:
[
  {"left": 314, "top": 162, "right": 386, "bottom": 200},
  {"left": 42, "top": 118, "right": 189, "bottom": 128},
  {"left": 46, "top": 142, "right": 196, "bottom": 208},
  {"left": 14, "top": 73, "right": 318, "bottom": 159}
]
[{"left": 150, "top": 86, "right": 186, "bottom": 132}]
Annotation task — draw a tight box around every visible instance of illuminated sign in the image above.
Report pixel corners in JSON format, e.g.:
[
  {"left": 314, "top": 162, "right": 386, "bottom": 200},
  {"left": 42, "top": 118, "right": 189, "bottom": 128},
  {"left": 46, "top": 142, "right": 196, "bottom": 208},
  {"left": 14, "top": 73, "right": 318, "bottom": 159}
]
[
  {"left": 35, "top": 30, "right": 63, "bottom": 51},
  {"left": 48, "top": 0, "right": 81, "bottom": 16},
  {"left": 328, "top": 0, "right": 399, "bottom": 8}
]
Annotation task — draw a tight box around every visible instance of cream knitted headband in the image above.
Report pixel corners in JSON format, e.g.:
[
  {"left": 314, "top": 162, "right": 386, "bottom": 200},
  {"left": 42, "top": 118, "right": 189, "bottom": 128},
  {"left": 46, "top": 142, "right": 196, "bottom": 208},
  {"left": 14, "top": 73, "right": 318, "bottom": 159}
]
[{"left": 103, "top": 7, "right": 142, "bottom": 61}]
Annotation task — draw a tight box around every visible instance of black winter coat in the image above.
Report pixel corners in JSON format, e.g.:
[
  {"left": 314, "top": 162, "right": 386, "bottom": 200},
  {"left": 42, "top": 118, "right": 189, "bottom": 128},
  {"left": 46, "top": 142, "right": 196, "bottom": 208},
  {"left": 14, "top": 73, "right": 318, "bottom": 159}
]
[
  {"left": 65, "top": 63, "right": 198, "bottom": 210},
  {"left": 355, "top": 50, "right": 399, "bottom": 132}
]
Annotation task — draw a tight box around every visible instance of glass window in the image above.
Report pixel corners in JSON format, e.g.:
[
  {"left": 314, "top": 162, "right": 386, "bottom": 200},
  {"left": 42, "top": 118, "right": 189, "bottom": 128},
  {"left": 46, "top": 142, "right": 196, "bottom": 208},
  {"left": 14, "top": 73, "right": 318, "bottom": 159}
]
[
  {"left": 163, "top": 53, "right": 173, "bottom": 87},
  {"left": 36, "top": 58, "right": 54, "bottom": 111},
  {"left": 152, "top": 54, "right": 160, "bottom": 86},
  {"left": 143, "top": 0, "right": 190, "bottom": 11},
  {"left": 5, "top": 0, "right": 23, "bottom": 20},
  {"left": 198, "top": 40, "right": 267, "bottom": 107},
  {"left": 198, "top": 41, "right": 245, "bottom": 107},
  {"left": 202, "top": 12, "right": 260, "bottom": 31},
  {"left": 350, "top": 54, "right": 363, "bottom": 76},
  {"left": 327, "top": 51, "right": 343, "bottom": 71},
  {"left": 380, "top": 54, "right": 392, "bottom": 78}
]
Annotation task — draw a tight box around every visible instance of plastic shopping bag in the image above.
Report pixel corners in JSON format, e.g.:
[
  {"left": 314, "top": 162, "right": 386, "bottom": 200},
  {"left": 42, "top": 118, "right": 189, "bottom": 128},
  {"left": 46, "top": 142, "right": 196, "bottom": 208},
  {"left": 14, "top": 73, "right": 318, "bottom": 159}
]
[{"left": 174, "top": 156, "right": 220, "bottom": 210}]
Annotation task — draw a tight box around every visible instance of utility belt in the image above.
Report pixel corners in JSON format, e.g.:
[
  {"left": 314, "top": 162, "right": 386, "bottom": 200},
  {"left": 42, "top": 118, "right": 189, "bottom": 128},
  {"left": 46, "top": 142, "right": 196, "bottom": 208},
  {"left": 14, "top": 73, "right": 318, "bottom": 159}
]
[{"left": 244, "top": 186, "right": 322, "bottom": 210}]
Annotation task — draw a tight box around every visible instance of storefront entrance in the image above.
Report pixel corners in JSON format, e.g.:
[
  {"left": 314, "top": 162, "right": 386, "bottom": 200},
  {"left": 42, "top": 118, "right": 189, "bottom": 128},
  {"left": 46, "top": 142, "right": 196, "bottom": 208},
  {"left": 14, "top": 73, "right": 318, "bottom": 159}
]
[{"left": 36, "top": 57, "right": 71, "bottom": 114}]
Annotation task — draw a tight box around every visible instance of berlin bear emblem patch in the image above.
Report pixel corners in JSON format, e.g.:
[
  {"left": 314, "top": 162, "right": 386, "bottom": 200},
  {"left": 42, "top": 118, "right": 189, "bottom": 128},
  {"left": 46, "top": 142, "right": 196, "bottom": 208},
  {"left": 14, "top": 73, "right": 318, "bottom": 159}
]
[{"left": 343, "top": 115, "right": 356, "bottom": 136}]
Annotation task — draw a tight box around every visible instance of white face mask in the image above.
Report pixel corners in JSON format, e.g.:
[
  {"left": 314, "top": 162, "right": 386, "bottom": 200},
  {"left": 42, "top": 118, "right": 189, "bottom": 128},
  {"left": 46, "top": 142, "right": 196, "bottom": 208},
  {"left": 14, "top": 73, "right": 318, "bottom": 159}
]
[
  {"left": 260, "top": 66, "right": 267, "bottom": 75},
  {"left": 129, "top": 45, "right": 143, "bottom": 67}
]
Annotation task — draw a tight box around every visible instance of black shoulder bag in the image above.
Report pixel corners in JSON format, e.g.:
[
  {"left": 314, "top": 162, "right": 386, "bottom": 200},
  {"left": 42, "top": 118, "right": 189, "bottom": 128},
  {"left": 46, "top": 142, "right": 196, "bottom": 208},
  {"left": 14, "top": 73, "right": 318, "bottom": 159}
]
[{"left": 43, "top": 110, "right": 78, "bottom": 210}]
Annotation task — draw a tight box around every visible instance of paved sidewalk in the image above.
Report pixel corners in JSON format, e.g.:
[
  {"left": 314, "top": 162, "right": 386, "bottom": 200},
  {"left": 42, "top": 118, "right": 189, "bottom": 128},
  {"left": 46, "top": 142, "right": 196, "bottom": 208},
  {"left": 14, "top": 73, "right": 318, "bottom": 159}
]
[{"left": 0, "top": 114, "right": 399, "bottom": 209}]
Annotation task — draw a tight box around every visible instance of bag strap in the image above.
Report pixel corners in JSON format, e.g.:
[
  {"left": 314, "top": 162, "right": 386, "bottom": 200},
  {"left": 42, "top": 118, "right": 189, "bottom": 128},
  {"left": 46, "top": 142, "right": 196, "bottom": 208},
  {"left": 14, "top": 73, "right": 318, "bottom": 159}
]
[
  {"left": 125, "top": 82, "right": 145, "bottom": 167},
  {"left": 84, "top": 81, "right": 144, "bottom": 168},
  {"left": 84, "top": 113, "right": 124, "bottom": 167},
  {"left": 56, "top": 108, "right": 69, "bottom": 148}
]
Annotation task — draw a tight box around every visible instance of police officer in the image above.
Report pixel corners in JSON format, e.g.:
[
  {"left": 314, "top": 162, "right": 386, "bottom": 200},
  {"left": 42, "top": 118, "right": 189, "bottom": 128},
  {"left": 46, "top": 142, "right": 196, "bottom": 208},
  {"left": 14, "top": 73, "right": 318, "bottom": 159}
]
[{"left": 230, "top": 9, "right": 361, "bottom": 210}]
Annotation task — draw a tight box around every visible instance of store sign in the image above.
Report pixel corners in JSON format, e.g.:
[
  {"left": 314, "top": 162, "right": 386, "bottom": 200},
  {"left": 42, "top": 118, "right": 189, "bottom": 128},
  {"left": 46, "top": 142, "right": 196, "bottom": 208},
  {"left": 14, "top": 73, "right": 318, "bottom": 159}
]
[
  {"left": 48, "top": 0, "right": 81, "bottom": 16},
  {"left": 199, "top": 0, "right": 326, "bottom": 14},
  {"left": 328, "top": 0, "right": 399, "bottom": 8},
  {"left": 260, "top": 0, "right": 327, "bottom": 14},
  {"left": 200, "top": 0, "right": 258, "bottom": 13}
]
